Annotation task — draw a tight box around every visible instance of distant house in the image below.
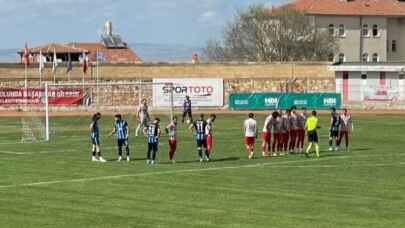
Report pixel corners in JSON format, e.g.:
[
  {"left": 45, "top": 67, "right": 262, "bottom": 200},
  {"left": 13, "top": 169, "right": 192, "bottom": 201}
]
[
  {"left": 17, "top": 21, "right": 142, "bottom": 64},
  {"left": 277, "top": 0, "right": 405, "bottom": 62}
]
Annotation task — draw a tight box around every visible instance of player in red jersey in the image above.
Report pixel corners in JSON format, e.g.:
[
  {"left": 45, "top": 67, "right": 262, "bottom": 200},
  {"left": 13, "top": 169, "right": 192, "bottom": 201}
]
[
  {"left": 261, "top": 113, "right": 272, "bottom": 157},
  {"left": 337, "top": 108, "right": 353, "bottom": 151},
  {"left": 166, "top": 116, "right": 178, "bottom": 163},
  {"left": 280, "top": 110, "right": 290, "bottom": 155},
  {"left": 271, "top": 111, "right": 282, "bottom": 156},
  {"left": 244, "top": 113, "right": 258, "bottom": 159},
  {"left": 205, "top": 114, "right": 217, "bottom": 159},
  {"left": 296, "top": 108, "right": 307, "bottom": 154},
  {"left": 288, "top": 107, "right": 299, "bottom": 154}
]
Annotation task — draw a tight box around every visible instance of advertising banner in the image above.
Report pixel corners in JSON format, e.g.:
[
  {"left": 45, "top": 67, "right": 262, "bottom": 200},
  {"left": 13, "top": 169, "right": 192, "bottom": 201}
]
[
  {"left": 0, "top": 88, "right": 84, "bottom": 105},
  {"left": 153, "top": 79, "right": 223, "bottom": 107},
  {"left": 229, "top": 93, "right": 341, "bottom": 110}
]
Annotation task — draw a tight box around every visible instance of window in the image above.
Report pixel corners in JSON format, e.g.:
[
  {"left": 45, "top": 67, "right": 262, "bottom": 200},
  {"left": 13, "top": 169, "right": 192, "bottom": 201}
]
[
  {"left": 372, "top": 53, "right": 379, "bottom": 62},
  {"left": 338, "top": 24, "right": 345, "bottom": 37},
  {"left": 392, "top": 40, "right": 397, "bottom": 52},
  {"left": 362, "top": 24, "right": 369, "bottom": 37},
  {"left": 362, "top": 53, "right": 369, "bottom": 62},
  {"left": 372, "top": 24, "right": 379, "bottom": 37},
  {"left": 328, "top": 53, "right": 334, "bottom": 62},
  {"left": 328, "top": 24, "right": 334, "bottom": 36},
  {"left": 338, "top": 53, "right": 345, "bottom": 62},
  {"left": 361, "top": 73, "right": 367, "bottom": 80}
]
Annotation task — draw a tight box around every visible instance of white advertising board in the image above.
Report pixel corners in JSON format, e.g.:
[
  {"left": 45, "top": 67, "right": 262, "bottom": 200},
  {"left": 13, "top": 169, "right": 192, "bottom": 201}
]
[{"left": 153, "top": 78, "right": 223, "bottom": 107}]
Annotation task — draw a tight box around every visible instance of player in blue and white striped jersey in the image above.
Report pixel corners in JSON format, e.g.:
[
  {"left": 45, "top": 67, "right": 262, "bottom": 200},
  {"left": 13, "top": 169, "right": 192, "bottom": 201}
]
[
  {"left": 144, "top": 118, "right": 161, "bottom": 165},
  {"left": 109, "top": 114, "right": 130, "bottom": 162},
  {"left": 189, "top": 114, "right": 209, "bottom": 162}
]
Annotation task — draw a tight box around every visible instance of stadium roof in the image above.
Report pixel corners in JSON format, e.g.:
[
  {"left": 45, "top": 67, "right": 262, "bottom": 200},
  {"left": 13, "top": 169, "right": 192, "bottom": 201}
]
[
  {"left": 278, "top": 0, "right": 405, "bottom": 16},
  {"left": 329, "top": 62, "right": 405, "bottom": 72}
]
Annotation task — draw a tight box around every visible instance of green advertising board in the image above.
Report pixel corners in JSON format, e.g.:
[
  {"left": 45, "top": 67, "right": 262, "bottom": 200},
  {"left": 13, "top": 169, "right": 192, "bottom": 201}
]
[{"left": 229, "top": 93, "right": 341, "bottom": 110}]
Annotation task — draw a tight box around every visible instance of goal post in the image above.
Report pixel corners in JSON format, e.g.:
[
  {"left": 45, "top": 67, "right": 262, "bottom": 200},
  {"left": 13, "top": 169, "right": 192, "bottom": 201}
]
[{"left": 43, "top": 81, "right": 175, "bottom": 142}]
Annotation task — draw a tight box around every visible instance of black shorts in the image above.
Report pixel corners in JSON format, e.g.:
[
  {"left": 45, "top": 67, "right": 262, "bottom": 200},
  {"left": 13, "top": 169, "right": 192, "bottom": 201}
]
[
  {"left": 196, "top": 138, "right": 207, "bottom": 148},
  {"left": 307, "top": 130, "right": 318, "bottom": 143},
  {"left": 91, "top": 136, "right": 100, "bottom": 145},
  {"left": 329, "top": 129, "right": 339, "bottom": 138},
  {"left": 117, "top": 139, "right": 128, "bottom": 148},
  {"left": 148, "top": 142, "right": 158, "bottom": 152}
]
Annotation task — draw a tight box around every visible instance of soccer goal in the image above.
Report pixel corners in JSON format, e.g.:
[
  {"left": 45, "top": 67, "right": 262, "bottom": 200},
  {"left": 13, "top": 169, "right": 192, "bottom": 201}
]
[{"left": 42, "top": 81, "right": 175, "bottom": 141}]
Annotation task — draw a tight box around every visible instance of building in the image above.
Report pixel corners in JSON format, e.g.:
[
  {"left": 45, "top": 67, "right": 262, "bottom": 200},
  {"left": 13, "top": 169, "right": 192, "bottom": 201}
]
[
  {"left": 281, "top": 0, "right": 405, "bottom": 62},
  {"left": 18, "top": 21, "right": 142, "bottom": 64},
  {"left": 329, "top": 62, "right": 405, "bottom": 104}
]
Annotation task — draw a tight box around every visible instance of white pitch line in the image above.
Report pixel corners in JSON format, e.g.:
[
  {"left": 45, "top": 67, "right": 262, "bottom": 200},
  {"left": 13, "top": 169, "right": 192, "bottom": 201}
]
[
  {"left": 0, "top": 158, "right": 336, "bottom": 189},
  {"left": 0, "top": 149, "right": 76, "bottom": 155},
  {"left": 0, "top": 154, "right": 404, "bottom": 189}
]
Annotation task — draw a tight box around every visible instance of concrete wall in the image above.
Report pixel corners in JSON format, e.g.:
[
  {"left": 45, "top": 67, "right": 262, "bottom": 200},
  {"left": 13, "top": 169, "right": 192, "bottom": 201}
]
[{"left": 0, "top": 62, "right": 333, "bottom": 81}]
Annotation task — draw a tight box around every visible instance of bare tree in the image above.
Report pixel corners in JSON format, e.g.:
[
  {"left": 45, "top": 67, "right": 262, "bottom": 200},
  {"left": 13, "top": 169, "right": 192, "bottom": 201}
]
[{"left": 204, "top": 5, "right": 338, "bottom": 62}]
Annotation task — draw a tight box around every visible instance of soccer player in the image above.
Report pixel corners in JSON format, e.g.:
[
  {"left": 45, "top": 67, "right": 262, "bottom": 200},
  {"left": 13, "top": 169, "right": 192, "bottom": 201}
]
[
  {"left": 337, "top": 108, "right": 353, "bottom": 151},
  {"left": 109, "top": 114, "right": 130, "bottom": 162},
  {"left": 89, "top": 112, "right": 106, "bottom": 162},
  {"left": 280, "top": 110, "right": 290, "bottom": 155},
  {"left": 135, "top": 98, "right": 150, "bottom": 137},
  {"left": 144, "top": 118, "right": 161, "bottom": 165},
  {"left": 261, "top": 113, "right": 272, "bottom": 157},
  {"left": 166, "top": 116, "right": 178, "bottom": 163},
  {"left": 296, "top": 108, "right": 307, "bottom": 153},
  {"left": 328, "top": 107, "right": 341, "bottom": 151},
  {"left": 189, "top": 114, "right": 209, "bottom": 162},
  {"left": 182, "top": 95, "right": 193, "bottom": 123},
  {"left": 305, "top": 110, "right": 321, "bottom": 158},
  {"left": 271, "top": 111, "right": 282, "bottom": 156},
  {"left": 288, "top": 108, "right": 298, "bottom": 154},
  {"left": 205, "top": 114, "right": 217, "bottom": 159},
  {"left": 243, "top": 113, "right": 257, "bottom": 160}
]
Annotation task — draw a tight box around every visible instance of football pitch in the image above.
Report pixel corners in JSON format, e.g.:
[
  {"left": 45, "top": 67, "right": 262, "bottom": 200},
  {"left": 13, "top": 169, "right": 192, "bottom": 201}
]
[{"left": 0, "top": 113, "right": 404, "bottom": 228}]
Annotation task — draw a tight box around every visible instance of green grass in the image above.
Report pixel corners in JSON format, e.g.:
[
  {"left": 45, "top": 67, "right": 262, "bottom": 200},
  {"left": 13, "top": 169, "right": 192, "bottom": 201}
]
[{"left": 0, "top": 113, "right": 405, "bottom": 228}]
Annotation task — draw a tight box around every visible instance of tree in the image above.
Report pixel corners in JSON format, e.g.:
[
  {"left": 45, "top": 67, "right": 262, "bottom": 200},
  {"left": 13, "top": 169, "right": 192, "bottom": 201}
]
[{"left": 203, "top": 5, "right": 338, "bottom": 62}]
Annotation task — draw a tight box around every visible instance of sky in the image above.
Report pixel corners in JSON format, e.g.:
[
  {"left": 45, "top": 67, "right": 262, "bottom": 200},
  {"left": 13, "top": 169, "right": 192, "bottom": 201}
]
[{"left": 0, "top": 0, "right": 285, "bottom": 49}]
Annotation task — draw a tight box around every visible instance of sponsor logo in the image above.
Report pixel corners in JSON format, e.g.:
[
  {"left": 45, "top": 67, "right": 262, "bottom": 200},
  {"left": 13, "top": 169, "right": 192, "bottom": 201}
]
[
  {"left": 323, "top": 97, "right": 337, "bottom": 106},
  {"left": 235, "top": 99, "right": 248, "bottom": 105},
  {"left": 264, "top": 97, "right": 278, "bottom": 106},
  {"left": 162, "top": 84, "right": 214, "bottom": 96},
  {"left": 294, "top": 100, "right": 307, "bottom": 105}
]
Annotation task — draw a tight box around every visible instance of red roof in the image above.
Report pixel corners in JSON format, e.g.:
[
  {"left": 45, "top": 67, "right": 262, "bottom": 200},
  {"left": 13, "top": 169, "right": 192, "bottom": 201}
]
[
  {"left": 280, "top": 0, "right": 405, "bottom": 16},
  {"left": 18, "top": 43, "right": 88, "bottom": 54},
  {"left": 70, "top": 42, "right": 142, "bottom": 64}
]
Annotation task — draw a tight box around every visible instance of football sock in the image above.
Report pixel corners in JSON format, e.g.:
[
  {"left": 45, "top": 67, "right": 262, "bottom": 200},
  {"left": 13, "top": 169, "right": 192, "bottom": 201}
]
[
  {"left": 126, "top": 146, "right": 130, "bottom": 157},
  {"left": 315, "top": 144, "right": 320, "bottom": 157},
  {"left": 92, "top": 150, "right": 96, "bottom": 156},
  {"left": 198, "top": 149, "right": 203, "bottom": 159},
  {"left": 204, "top": 149, "right": 210, "bottom": 159},
  {"left": 306, "top": 143, "right": 313, "bottom": 154},
  {"left": 118, "top": 147, "right": 122, "bottom": 156}
]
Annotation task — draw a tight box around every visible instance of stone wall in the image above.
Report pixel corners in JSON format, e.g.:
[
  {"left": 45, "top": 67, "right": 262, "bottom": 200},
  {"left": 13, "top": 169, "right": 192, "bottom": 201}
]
[
  {"left": 0, "top": 62, "right": 335, "bottom": 111},
  {"left": 0, "top": 62, "right": 333, "bottom": 80}
]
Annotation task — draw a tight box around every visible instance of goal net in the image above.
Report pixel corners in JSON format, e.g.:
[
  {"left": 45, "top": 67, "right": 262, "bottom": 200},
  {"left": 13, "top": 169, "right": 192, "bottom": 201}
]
[{"left": 42, "top": 81, "right": 174, "bottom": 142}]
